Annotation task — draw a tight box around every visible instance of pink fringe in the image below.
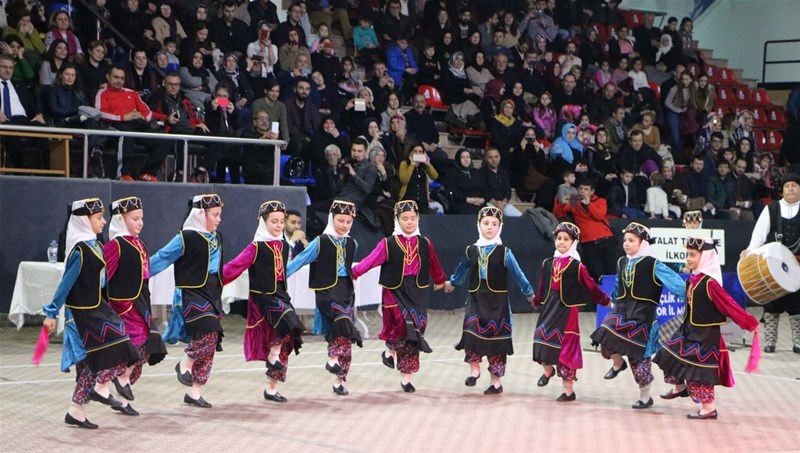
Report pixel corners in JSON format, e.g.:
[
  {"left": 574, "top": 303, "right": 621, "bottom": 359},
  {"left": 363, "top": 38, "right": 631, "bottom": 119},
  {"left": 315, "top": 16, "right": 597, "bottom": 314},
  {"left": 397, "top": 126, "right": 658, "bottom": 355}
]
[
  {"left": 32, "top": 326, "right": 50, "bottom": 365},
  {"left": 745, "top": 331, "right": 761, "bottom": 373}
]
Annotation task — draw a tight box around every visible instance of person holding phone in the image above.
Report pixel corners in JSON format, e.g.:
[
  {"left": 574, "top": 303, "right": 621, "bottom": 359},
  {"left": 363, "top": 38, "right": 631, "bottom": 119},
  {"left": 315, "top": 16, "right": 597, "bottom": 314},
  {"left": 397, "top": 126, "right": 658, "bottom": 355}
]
[
  {"left": 246, "top": 22, "right": 278, "bottom": 79},
  {"left": 397, "top": 144, "right": 439, "bottom": 214}
]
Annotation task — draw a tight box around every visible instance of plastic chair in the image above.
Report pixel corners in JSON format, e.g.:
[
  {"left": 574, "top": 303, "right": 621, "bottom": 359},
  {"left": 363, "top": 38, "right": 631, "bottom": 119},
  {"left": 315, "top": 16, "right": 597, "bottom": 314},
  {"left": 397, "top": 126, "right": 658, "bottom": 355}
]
[
  {"left": 752, "top": 108, "right": 769, "bottom": 128},
  {"left": 418, "top": 85, "right": 448, "bottom": 111},
  {"left": 753, "top": 129, "right": 766, "bottom": 148},
  {"left": 279, "top": 154, "right": 316, "bottom": 186},
  {"left": 705, "top": 64, "right": 722, "bottom": 84},
  {"left": 735, "top": 86, "right": 752, "bottom": 107},
  {"left": 648, "top": 81, "right": 661, "bottom": 100},
  {"left": 716, "top": 86, "right": 735, "bottom": 106},
  {"left": 763, "top": 130, "right": 783, "bottom": 151},
  {"left": 768, "top": 108, "right": 786, "bottom": 129},
  {"left": 718, "top": 68, "right": 737, "bottom": 86},
  {"left": 752, "top": 88, "right": 772, "bottom": 107},
  {"left": 686, "top": 63, "right": 701, "bottom": 78}
]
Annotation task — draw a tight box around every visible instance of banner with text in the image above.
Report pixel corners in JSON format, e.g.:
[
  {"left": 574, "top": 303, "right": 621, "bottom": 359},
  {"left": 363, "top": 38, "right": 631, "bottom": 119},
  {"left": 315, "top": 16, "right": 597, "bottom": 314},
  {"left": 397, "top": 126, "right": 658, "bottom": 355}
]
[{"left": 648, "top": 227, "right": 726, "bottom": 265}]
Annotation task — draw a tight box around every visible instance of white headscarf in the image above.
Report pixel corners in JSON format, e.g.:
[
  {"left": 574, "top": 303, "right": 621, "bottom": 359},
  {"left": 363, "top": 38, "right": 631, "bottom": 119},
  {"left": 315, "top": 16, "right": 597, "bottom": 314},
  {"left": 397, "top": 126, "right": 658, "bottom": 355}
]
[
  {"left": 393, "top": 217, "right": 421, "bottom": 238},
  {"left": 254, "top": 217, "right": 283, "bottom": 242},
  {"left": 183, "top": 207, "right": 208, "bottom": 233},
  {"left": 323, "top": 213, "right": 351, "bottom": 239},
  {"left": 656, "top": 33, "right": 673, "bottom": 62},
  {"left": 627, "top": 240, "right": 655, "bottom": 259},
  {"left": 109, "top": 198, "right": 142, "bottom": 239},
  {"left": 553, "top": 237, "right": 582, "bottom": 261},
  {"left": 65, "top": 199, "right": 102, "bottom": 255},
  {"left": 475, "top": 222, "right": 503, "bottom": 246},
  {"left": 692, "top": 238, "right": 723, "bottom": 285}
]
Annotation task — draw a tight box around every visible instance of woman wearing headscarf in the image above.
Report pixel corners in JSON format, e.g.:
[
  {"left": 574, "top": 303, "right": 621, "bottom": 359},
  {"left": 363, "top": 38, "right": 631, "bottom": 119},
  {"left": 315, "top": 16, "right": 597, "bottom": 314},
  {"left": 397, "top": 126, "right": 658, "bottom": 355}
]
[
  {"left": 480, "top": 78, "right": 505, "bottom": 126},
  {"left": 488, "top": 98, "right": 524, "bottom": 170},
  {"left": 591, "top": 223, "right": 685, "bottom": 410},
  {"left": 447, "top": 206, "right": 535, "bottom": 395},
  {"left": 654, "top": 237, "right": 760, "bottom": 419},
  {"left": 443, "top": 51, "right": 478, "bottom": 106},
  {"left": 549, "top": 122, "right": 584, "bottom": 179},
  {"left": 151, "top": 2, "right": 187, "bottom": 47},
  {"left": 150, "top": 194, "right": 225, "bottom": 409},
  {"left": 446, "top": 148, "right": 489, "bottom": 215},
  {"left": 103, "top": 197, "right": 168, "bottom": 416},
  {"left": 465, "top": 51, "right": 494, "bottom": 98},
  {"left": 655, "top": 33, "right": 682, "bottom": 71},
  {"left": 352, "top": 200, "right": 447, "bottom": 393},
  {"left": 42, "top": 198, "right": 139, "bottom": 429}
]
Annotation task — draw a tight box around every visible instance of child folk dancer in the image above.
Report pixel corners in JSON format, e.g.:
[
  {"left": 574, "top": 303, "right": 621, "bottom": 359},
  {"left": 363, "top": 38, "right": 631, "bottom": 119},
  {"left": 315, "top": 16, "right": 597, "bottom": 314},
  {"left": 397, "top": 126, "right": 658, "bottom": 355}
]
[
  {"left": 654, "top": 237, "right": 760, "bottom": 419},
  {"left": 286, "top": 200, "right": 363, "bottom": 396},
  {"left": 103, "top": 197, "right": 167, "bottom": 416},
  {"left": 532, "top": 222, "right": 611, "bottom": 401},
  {"left": 351, "top": 200, "right": 447, "bottom": 393},
  {"left": 589, "top": 222, "right": 685, "bottom": 409},
  {"left": 222, "top": 201, "right": 306, "bottom": 403},
  {"left": 42, "top": 199, "right": 139, "bottom": 429},
  {"left": 150, "top": 194, "right": 224, "bottom": 409},
  {"left": 445, "top": 206, "right": 535, "bottom": 395}
]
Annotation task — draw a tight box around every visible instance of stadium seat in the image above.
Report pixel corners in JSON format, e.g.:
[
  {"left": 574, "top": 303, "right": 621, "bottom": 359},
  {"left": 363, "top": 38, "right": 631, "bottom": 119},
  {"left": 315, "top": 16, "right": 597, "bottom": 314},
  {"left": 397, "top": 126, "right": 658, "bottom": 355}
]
[
  {"left": 419, "top": 85, "right": 448, "bottom": 111},
  {"left": 628, "top": 10, "right": 645, "bottom": 28},
  {"left": 648, "top": 81, "right": 661, "bottom": 100},
  {"left": 686, "top": 63, "right": 701, "bottom": 78},
  {"left": 718, "top": 68, "right": 737, "bottom": 86},
  {"left": 590, "top": 22, "right": 609, "bottom": 44},
  {"left": 752, "top": 108, "right": 768, "bottom": 128},
  {"left": 716, "top": 86, "right": 735, "bottom": 106},
  {"left": 735, "top": 86, "right": 752, "bottom": 107},
  {"left": 449, "top": 126, "right": 490, "bottom": 147},
  {"left": 763, "top": 130, "right": 783, "bottom": 151},
  {"left": 753, "top": 129, "right": 766, "bottom": 148},
  {"left": 705, "top": 64, "right": 722, "bottom": 84},
  {"left": 767, "top": 108, "right": 786, "bottom": 129},
  {"left": 752, "top": 88, "right": 772, "bottom": 107}
]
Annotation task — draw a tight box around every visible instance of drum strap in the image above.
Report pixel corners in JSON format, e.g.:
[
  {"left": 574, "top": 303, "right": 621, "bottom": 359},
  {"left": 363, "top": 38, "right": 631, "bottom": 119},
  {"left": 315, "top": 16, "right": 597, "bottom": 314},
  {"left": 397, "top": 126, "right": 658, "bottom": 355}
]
[{"left": 769, "top": 202, "right": 783, "bottom": 243}]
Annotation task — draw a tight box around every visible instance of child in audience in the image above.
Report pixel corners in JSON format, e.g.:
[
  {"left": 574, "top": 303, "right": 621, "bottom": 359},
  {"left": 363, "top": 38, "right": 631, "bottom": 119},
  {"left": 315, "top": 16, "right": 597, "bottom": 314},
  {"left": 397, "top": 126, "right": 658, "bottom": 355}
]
[
  {"left": 645, "top": 172, "right": 680, "bottom": 219},
  {"left": 557, "top": 169, "right": 579, "bottom": 205}
]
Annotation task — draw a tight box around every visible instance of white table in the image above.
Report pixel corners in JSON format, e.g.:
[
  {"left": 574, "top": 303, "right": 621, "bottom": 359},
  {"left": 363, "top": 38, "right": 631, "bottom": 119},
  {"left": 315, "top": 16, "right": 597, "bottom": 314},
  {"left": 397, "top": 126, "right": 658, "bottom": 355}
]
[{"left": 9, "top": 261, "right": 382, "bottom": 336}]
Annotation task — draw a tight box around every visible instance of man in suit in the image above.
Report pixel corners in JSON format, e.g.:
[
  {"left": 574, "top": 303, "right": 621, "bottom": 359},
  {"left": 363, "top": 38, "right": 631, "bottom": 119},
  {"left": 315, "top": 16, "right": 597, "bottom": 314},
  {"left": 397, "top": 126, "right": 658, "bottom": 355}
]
[
  {"left": 285, "top": 209, "right": 308, "bottom": 259},
  {"left": 0, "top": 53, "right": 47, "bottom": 167}
]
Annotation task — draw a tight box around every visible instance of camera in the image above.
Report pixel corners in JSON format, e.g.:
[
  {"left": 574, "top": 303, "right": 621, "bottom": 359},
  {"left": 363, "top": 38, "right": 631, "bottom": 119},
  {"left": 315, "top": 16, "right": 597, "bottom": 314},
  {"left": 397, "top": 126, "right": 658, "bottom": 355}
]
[
  {"left": 338, "top": 157, "right": 357, "bottom": 170},
  {"left": 526, "top": 137, "right": 535, "bottom": 144}
]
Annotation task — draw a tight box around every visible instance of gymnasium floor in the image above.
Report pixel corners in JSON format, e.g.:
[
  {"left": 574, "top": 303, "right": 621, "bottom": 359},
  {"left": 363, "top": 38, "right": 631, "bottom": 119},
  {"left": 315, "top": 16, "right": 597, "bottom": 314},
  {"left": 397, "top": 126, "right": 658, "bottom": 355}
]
[{"left": 1, "top": 310, "right": 798, "bottom": 452}]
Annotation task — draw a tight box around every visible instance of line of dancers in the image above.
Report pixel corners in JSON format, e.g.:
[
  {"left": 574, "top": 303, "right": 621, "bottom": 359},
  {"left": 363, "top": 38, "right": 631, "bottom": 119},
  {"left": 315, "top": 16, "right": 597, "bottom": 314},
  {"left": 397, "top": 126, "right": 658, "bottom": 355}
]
[{"left": 42, "top": 195, "right": 760, "bottom": 429}]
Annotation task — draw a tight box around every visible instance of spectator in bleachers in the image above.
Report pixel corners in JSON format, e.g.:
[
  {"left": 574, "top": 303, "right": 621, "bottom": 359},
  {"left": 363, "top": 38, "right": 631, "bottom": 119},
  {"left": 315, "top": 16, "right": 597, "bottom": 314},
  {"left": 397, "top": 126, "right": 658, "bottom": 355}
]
[
  {"left": 488, "top": 98, "right": 523, "bottom": 170},
  {"left": 587, "top": 82, "right": 618, "bottom": 124},
  {"left": 354, "top": 15, "right": 381, "bottom": 61},
  {"left": 533, "top": 90, "right": 556, "bottom": 140},
  {"left": 617, "top": 130, "right": 662, "bottom": 182},
  {"left": 438, "top": 30, "right": 459, "bottom": 67},
  {"left": 732, "top": 110, "right": 757, "bottom": 151},
  {"left": 368, "top": 144, "right": 396, "bottom": 204},
  {"left": 705, "top": 160, "right": 739, "bottom": 219},
  {"left": 379, "top": 0, "right": 411, "bottom": 44},
  {"left": 557, "top": 41, "right": 581, "bottom": 79},
  {"left": 664, "top": 69, "right": 694, "bottom": 157},
  {"left": 203, "top": 82, "right": 239, "bottom": 181},
  {"left": 365, "top": 118, "right": 383, "bottom": 148},
  {"left": 364, "top": 60, "right": 395, "bottom": 113},
  {"left": 685, "top": 155, "right": 709, "bottom": 209},
  {"left": 509, "top": 38, "right": 529, "bottom": 69},
  {"left": 95, "top": 65, "right": 172, "bottom": 180},
  {"left": 633, "top": 12, "right": 661, "bottom": 66},
  {"left": 284, "top": 77, "right": 320, "bottom": 160},
  {"left": 179, "top": 50, "right": 219, "bottom": 106},
  {"left": 446, "top": 148, "right": 488, "bottom": 215},
  {"left": 644, "top": 172, "right": 677, "bottom": 219},
  {"left": 152, "top": 2, "right": 188, "bottom": 47},
  {"left": 631, "top": 110, "right": 661, "bottom": 150},
  {"left": 357, "top": 0, "right": 383, "bottom": 28},
  {"left": 147, "top": 72, "right": 209, "bottom": 134},
  {"left": 79, "top": 40, "right": 111, "bottom": 101},
  {"left": 518, "top": 0, "right": 557, "bottom": 43},
  {"left": 403, "top": 93, "right": 449, "bottom": 175},
  {"left": 695, "top": 131, "right": 722, "bottom": 178},
  {"left": 309, "top": 115, "right": 350, "bottom": 170},
  {"left": 511, "top": 127, "right": 556, "bottom": 209},
  {"left": 477, "top": 10, "right": 499, "bottom": 47},
  {"left": 333, "top": 137, "right": 378, "bottom": 208},
  {"left": 184, "top": 3, "right": 212, "bottom": 33},
  {"left": 592, "top": 59, "right": 611, "bottom": 92},
  {"left": 181, "top": 23, "right": 218, "bottom": 68},
  {"left": 277, "top": 52, "right": 310, "bottom": 101},
  {"left": 251, "top": 78, "right": 288, "bottom": 144},
  {"left": 479, "top": 77, "right": 504, "bottom": 125},
  {"left": 662, "top": 163, "right": 690, "bottom": 211},
  {"left": 417, "top": 41, "right": 443, "bottom": 91},
  {"left": 381, "top": 113, "right": 413, "bottom": 167},
  {"left": 481, "top": 147, "right": 522, "bottom": 217},
  {"left": 398, "top": 143, "right": 440, "bottom": 213},
  {"left": 549, "top": 122, "right": 584, "bottom": 177},
  {"left": 111, "top": 0, "right": 157, "bottom": 54},
  {"left": 308, "top": 0, "right": 352, "bottom": 44},
  {"left": 311, "top": 38, "right": 340, "bottom": 85},
  {"left": 484, "top": 28, "right": 513, "bottom": 62},
  {"left": 465, "top": 50, "right": 493, "bottom": 98},
  {"left": 654, "top": 33, "right": 681, "bottom": 72},
  {"left": 278, "top": 29, "right": 311, "bottom": 72},
  {"left": 602, "top": 105, "right": 627, "bottom": 153},
  {"left": 284, "top": 209, "right": 308, "bottom": 258},
  {"left": 454, "top": 6, "right": 478, "bottom": 43},
  {"left": 17, "top": 0, "right": 47, "bottom": 31},
  {"left": 461, "top": 31, "right": 483, "bottom": 69},
  {"left": 44, "top": 10, "right": 83, "bottom": 56},
  {"left": 310, "top": 70, "right": 338, "bottom": 119},
  {"left": 2, "top": 35, "right": 34, "bottom": 88},
  {"left": 341, "top": 86, "right": 378, "bottom": 138},
  {"left": 731, "top": 157, "right": 757, "bottom": 221},
  {"left": 386, "top": 34, "right": 418, "bottom": 103},
  {"left": 313, "top": 144, "right": 343, "bottom": 203},
  {"left": 426, "top": 9, "right": 453, "bottom": 44},
  {"left": 443, "top": 51, "right": 479, "bottom": 106},
  {"left": 609, "top": 56, "right": 631, "bottom": 92},
  {"left": 379, "top": 91, "right": 401, "bottom": 131},
  {"left": 216, "top": 52, "right": 254, "bottom": 110},
  {"left": 237, "top": 109, "right": 280, "bottom": 185},
  {"left": 3, "top": 10, "right": 45, "bottom": 71},
  {"left": 212, "top": 0, "right": 252, "bottom": 54},
  {"left": 124, "top": 49, "right": 161, "bottom": 99},
  {"left": 607, "top": 167, "right": 646, "bottom": 219},
  {"left": 500, "top": 11, "right": 520, "bottom": 49},
  {"left": 608, "top": 25, "right": 639, "bottom": 66},
  {"left": 694, "top": 74, "right": 715, "bottom": 118},
  {"left": 678, "top": 17, "right": 698, "bottom": 65},
  {"left": 579, "top": 28, "right": 603, "bottom": 72},
  {"left": 734, "top": 136, "right": 755, "bottom": 170},
  {"left": 628, "top": 57, "right": 648, "bottom": 92},
  {"left": 551, "top": 73, "right": 584, "bottom": 115},
  {"left": 0, "top": 53, "right": 47, "bottom": 167},
  {"left": 489, "top": 53, "right": 519, "bottom": 90},
  {"left": 247, "top": 0, "right": 279, "bottom": 33}
]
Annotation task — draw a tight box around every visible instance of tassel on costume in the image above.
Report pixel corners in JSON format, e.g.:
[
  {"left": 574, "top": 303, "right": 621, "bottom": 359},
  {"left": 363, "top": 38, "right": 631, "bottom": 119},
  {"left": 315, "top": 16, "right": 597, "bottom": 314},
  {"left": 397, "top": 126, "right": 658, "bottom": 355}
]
[
  {"left": 745, "top": 331, "right": 761, "bottom": 373},
  {"left": 32, "top": 326, "right": 50, "bottom": 365}
]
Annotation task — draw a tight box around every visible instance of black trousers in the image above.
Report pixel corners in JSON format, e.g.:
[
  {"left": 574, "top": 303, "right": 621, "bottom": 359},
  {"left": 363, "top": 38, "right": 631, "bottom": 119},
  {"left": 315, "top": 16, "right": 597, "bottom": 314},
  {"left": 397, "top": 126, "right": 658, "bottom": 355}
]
[{"left": 579, "top": 237, "right": 617, "bottom": 282}]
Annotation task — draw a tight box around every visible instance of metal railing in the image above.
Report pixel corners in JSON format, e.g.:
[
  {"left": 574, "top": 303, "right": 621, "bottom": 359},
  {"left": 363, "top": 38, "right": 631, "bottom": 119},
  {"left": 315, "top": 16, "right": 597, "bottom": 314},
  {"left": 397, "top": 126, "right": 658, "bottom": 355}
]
[{"left": 0, "top": 124, "right": 285, "bottom": 185}]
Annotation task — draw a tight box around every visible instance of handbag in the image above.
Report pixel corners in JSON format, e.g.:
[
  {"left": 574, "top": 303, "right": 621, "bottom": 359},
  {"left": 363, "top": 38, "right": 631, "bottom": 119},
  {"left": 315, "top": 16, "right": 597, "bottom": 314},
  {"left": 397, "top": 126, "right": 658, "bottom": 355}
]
[{"left": 680, "top": 105, "right": 700, "bottom": 135}]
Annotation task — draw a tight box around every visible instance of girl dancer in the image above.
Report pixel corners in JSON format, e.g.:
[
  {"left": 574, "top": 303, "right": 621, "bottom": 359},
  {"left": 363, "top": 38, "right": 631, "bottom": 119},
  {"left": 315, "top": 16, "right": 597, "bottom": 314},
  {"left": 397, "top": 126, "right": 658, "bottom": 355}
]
[
  {"left": 352, "top": 200, "right": 447, "bottom": 393},
  {"left": 590, "top": 222, "right": 685, "bottom": 409},
  {"left": 532, "top": 222, "right": 611, "bottom": 402},
  {"left": 104, "top": 197, "right": 168, "bottom": 416},
  {"left": 654, "top": 237, "right": 759, "bottom": 419},
  {"left": 286, "top": 201, "right": 362, "bottom": 396},
  {"left": 42, "top": 198, "right": 139, "bottom": 429},
  {"left": 446, "top": 206, "right": 535, "bottom": 395},
  {"left": 150, "top": 194, "right": 224, "bottom": 409},
  {"left": 222, "top": 201, "right": 306, "bottom": 403}
]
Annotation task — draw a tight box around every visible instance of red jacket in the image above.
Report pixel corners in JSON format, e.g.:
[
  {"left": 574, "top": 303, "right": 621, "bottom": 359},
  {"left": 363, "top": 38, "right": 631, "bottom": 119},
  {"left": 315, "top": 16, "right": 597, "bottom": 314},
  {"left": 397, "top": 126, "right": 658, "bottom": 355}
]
[
  {"left": 553, "top": 194, "right": 614, "bottom": 243},
  {"left": 95, "top": 86, "right": 165, "bottom": 123}
]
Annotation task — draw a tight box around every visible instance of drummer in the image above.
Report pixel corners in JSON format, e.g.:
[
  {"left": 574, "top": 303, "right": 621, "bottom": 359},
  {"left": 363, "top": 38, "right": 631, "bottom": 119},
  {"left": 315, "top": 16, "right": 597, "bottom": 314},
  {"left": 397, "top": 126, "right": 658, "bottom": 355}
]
[{"left": 742, "top": 173, "right": 800, "bottom": 354}]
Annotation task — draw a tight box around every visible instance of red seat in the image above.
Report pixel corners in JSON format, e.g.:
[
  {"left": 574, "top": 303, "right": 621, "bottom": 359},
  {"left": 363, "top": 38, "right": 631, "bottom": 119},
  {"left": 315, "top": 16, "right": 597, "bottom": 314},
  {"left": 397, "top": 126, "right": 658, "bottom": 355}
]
[
  {"left": 590, "top": 22, "right": 609, "bottom": 45},
  {"left": 767, "top": 108, "right": 786, "bottom": 129},
  {"left": 754, "top": 129, "right": 766, "bottom": 148},
  {"left": 735, "top": 86, "right": 752, "bottom": 107},
  {"left": 718, "top": 68, "right": 737, "bottom": 86},
  {"left": 628, "top": 11, "right": 645, "bottom": 28},
  {"left": 763, "top": 130, "right": 783, "bottom": 151},
  {"left": 648, "top": 81, "right": 661, "bottom": 100},
  {"left": 752, "top": 108, "right": 769, "bottom": 128},
  {"left": 705, "top": 64, "right": 723, "bottom": 84},
  {"left": 418, "top": 85, "right": 448, "bottom": 110},
  {"left": 716, "top": 86, "right": 735, "bottom": 105},
  {"left": 752, "top": 88, "right": 772, "bottom": 107},
  {"left": 686, "top": 63, "right": 701, "bottom": 78}
]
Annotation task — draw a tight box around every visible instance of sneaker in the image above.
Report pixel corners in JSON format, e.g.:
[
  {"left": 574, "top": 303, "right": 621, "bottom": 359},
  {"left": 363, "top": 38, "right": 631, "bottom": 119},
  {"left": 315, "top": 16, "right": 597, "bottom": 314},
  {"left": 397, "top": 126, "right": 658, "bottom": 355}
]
[
  {"left": 119, "top": 175, "right": 135, "bottom": 181},
  {"left": 139, "top": 173, "right": 159, "bottom": 182},
  {"left": 90, "top": 148, "right": 105, "bottom": 179}
]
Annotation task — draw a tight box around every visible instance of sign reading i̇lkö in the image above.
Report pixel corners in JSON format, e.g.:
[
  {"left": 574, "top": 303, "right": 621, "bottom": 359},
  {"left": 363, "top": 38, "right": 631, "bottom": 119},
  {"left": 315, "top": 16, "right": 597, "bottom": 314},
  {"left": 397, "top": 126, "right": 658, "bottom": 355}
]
[{"left": 648, "top": 228, "right": 726, "bottom": 265}]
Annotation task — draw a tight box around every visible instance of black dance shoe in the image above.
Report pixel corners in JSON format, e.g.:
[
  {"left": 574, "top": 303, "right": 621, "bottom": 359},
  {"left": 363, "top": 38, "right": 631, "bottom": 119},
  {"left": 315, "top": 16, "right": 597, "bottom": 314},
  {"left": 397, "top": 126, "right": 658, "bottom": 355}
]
[
  {"left": 332, "top": 385, "right": 349, "bottom": 396},
  {"left": 89, "top": 390, "right": 123, "bottom": 407},
  {"left": 556, "top": 392, "right": 576, "bottom": 402},
  {"left": 112, "top": 404, "right": 140, "bottom": 416},
  {"left": 183, "top": 394, "right": 212, "bottom": 408},
  {"left": 484, "top": 385, "right": 503, "bottom": 395},
  {"left": 464, "top": 374, "right": 480, "bottom": 387},
  {"left": 660, "top": 388, "right": 689, "bottom": 400},
  {"left": 537, "top": 373, "right": 552, "bottom": 387},
  {"left": 401, "top": 382, "right": 416, "bottom": 393},
  {"left": 112, "top": 378, "right": 135, "bottom": 401},
  {"left": 381, "top": 351, "right": 395, "bottom": 369},
  {"left": 325, "top": 362, "right": 343, "bottom": 374},
  {"left": 175, "top": 363, "right": 193, "bottom": 387},
  {"left": 631, "top": 398, "right": 654, "bottom": 409},
  {"left": 64, "top": 413, "right": 98, "bottom": 429},
  {"left": 266, "top": 358, "right": 285, "bottom": 371},
  {"left": 603, "top": 360, "right": 628, "bottom": 380},
  {"left": 793, "top": 346, "right": 800, "bottom": 354},
  {"left": 687, "top": 410, "right": 718, "bottom": 420},
  {"left": 763, "top": 345, "right": 776, "bottom": 353},
  {"left": 263, "top": 391, "right": 288, "bottom": 403}
]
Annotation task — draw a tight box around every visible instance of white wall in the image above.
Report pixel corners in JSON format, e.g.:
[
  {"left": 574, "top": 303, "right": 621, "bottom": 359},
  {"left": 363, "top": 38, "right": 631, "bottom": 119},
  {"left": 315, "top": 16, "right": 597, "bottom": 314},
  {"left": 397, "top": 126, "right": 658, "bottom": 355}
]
[{"left": 624, "top": 0, "right": 800, "bottom": 82}]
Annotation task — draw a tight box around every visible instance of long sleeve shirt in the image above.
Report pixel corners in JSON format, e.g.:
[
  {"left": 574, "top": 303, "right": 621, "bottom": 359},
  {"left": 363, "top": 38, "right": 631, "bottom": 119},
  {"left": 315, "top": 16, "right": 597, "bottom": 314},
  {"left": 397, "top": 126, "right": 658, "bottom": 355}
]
[
  {"left": 222, "top": 241, "right": 285, "bottom": 285},
  {"left": 553, "top": 195, "right": 614, "bottom": 243},
  {"left": 95, "top": 85, "right": 157, "bottom": 123},
  {"left": 690, "top": 273, "right": 758, "bottom": 332},
  {"left": 532, "top": 256, "right": 610, "bottom": 307},
  {"left": 286, "top": 236, "right": 354, "bottom": 278},
  {"left": 449, "top": 245, "right": 534, "bottom": 298},
  {"left": 352, "top": 236, "right": 446, "bottom": 284},
  {"left": 42, "top": 241, "right": 105, "bottom": 318},
  {"left": 645, "top": 186, "right": 670, "bottom": 218},
  {"left": 747, "top": 199, "right": 800, "bottom": 250},
  {"left": 611, "top": 257, "right": 686, "bottom": 300},
  {"left": 149, "top": 232, "right": 221, "bottom": 277}
]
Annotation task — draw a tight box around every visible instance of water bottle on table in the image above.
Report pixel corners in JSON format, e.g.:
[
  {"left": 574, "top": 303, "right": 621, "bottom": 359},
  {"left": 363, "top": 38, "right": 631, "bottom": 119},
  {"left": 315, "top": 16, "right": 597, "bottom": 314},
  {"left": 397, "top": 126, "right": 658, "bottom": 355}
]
[{"left": 47, "top": 240, "right": 58, "bottom": 263}]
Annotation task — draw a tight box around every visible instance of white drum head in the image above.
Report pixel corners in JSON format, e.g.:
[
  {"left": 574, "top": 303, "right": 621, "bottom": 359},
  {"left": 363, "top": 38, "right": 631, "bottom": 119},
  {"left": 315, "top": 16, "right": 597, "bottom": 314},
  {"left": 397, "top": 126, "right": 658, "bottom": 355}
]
[{"left": 760, "top": 243, "right": 800, "bottom": 292}]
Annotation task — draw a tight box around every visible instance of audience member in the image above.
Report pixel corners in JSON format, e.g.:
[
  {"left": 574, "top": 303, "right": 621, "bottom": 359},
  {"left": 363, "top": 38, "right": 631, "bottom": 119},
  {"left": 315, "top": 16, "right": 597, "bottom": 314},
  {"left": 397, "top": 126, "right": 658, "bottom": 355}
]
[
  {"left": 481, "top": 147, "right": 522, "bottom": 217},
  {"left": 607, "top": 167, "right": 646, "bottom": 218},
  {"left": 238, "top": 109, "right": 280, "bottom": 185},
  {"left": 285, "top": 77, "right": 320, "bottom": 159},
  {"left": 284, "top": 209, "right": 309, "bottom": 258},
  {"left": 446, "top": 148, "right": 488, "bottom": 215},
  {"left": 705, "top": 159, "right": 739, "bottom": 219}
]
